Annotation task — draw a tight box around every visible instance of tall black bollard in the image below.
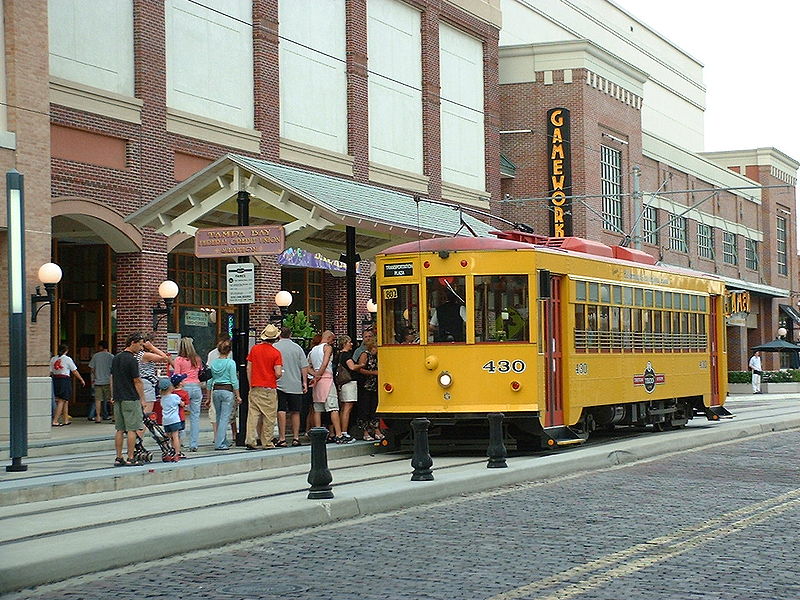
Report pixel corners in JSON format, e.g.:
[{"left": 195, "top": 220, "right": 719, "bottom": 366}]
[
  {"left": 307, "top": 427, "right": 334, "bottom": 499},
  {"left": 410, "top": 418, "right": 434, "bottom": 481},
  {"left": 487, "top": 412, "right": 508, "bottom": 468}
]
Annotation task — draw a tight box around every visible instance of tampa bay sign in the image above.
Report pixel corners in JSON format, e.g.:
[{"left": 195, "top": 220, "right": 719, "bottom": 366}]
[{"left": 547, "top": 107, "right": 573, "bottom": 238}]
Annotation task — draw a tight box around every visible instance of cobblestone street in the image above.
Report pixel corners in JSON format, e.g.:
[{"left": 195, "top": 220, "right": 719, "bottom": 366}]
[{"left": 12, "top": 429, "right": 800, "bottom": 600}]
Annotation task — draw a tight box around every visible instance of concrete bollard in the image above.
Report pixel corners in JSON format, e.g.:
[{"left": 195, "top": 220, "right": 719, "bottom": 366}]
[
  {"left": 307, "top": 427, "right": 334, "bottom": 499},
  {"left": 486, "top": 412, "right": 508, "bottom": 468},
  {"left": 410, "top": 417, "right": 434, "bottom": 481}
]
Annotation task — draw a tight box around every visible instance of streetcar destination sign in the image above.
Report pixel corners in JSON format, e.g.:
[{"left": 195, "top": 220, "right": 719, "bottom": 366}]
[{"left": 384, "top": 262, "right": 413, "bottom": 277}]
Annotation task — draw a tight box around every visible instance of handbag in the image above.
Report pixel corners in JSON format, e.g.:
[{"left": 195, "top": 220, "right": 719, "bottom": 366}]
[
  {"left": 335, "top": 363, "right": 352, "bottom": 387},
  {"left": 198, "top": 362, "right": 213, "bottom": 382}
]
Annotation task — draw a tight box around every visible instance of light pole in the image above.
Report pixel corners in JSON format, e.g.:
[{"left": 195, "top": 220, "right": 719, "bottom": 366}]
[
  {"left": 152, "top": 280, "right": 179, "bottom": 331},
  {"left": 275, "top": 290, "right": 293, "bottom": 322}
]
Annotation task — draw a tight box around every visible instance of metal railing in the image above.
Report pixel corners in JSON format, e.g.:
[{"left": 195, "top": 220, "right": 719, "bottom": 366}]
[{"left": 574, "top": 329, "right": 707, "bottom": 352}]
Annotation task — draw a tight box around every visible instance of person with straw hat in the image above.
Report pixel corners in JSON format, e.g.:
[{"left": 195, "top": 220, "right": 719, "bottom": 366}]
[{"left": 245, "top": 323, "right": 283, "bottom": 449}]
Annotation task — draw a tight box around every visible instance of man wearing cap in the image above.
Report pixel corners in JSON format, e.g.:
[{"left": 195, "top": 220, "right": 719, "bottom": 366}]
[
  {"left": 110, "top": 332, "right": 147, "bottom": 466},
  {"left": 245, "top": 323, "right": 283, "bottom": 450}
]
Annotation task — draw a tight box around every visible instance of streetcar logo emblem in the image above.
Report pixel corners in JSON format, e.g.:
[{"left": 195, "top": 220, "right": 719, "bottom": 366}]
[{"left": 633, "top": 362, "right": 665, "bottom": 393}]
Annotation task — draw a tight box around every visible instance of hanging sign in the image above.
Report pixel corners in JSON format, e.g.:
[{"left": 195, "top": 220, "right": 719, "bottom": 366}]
[
  {"left": 195, "top": 225, "right": 284, "bottom": 258},
  {"left": 547, "top": 108, "right": 573, "bottom": 238}
]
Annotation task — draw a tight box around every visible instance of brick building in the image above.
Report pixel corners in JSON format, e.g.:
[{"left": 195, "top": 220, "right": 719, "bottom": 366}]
[
  {"left": 0, "top": 0, "right": 502, "bottom": 439},
  {"left": 497, "top": 1, "right": 799, "bottom": 373}
]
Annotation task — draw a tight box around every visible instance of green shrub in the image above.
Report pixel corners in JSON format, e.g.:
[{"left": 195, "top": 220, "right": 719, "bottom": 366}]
[
  {"left": 728, "top": 371, "right": 751, "bottom": 384},
  {"left": 763, "top": 370, "right": 794, "bottom": 383},
  {"left": 282, "top": 310, "right": 316, "bottom": 340}
]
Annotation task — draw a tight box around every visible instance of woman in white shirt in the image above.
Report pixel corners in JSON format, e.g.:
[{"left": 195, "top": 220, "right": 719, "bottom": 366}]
[{"left": 50, "top": 344, "right": 86, "bottom": 426}]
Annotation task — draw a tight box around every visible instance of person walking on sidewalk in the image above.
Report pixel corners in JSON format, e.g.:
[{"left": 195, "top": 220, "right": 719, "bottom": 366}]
[
  {"left": 274, "top": 327, "right": 308, "bottom": 447},
  {"left": 88, "top": 340, "right": 114, "bottom": 422},
  {"left": 111, "top": 332, "right": 147, "bottom": 466},
  {"left": 308, "top": 330, "right": 349, "bottom": 443},
  {"left": 245, "top": 324, "right": 283, "bottom": 450},
  {"left": 749, "top": 350, "right": 763, "bottom": 394},
  {"left": 207, "top": 338, "right": 240, "bottom": 450},
  {"left": 158, "top": 377, "right": 187, "bottom": 461},
  {"left": 50, "top": 344, "right": 86, "bottom": 427},
  {"left": 173, "top": 337, "right": 204, "bottom": 452}
]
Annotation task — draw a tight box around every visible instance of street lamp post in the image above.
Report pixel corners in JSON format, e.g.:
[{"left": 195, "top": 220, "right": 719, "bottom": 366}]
[
  {"left": 152, "top": 280, "right": 179, "bottom": 331},
  {"left": 274, "top": 290, "right": 293, "bottom": 322}
]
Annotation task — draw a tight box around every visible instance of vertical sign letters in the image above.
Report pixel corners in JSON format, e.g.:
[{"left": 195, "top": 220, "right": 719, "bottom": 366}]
[{"left": 547, "top": 108, "right": 573, "bottom": 238}]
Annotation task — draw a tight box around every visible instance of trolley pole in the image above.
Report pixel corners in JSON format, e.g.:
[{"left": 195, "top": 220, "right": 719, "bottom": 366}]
[
  {"left": 234, "top": 190, "right": 250, "bottom": 446},
  {"left": 631, "top": 165, "right": 643, "bottom": 250}
]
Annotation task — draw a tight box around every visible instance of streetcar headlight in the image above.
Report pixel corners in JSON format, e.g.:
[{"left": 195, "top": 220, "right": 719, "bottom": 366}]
[{"left": 438, "top": 371, "right": 453, "bottom": 388}]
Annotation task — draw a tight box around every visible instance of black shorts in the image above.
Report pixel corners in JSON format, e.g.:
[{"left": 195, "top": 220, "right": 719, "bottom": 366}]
[
  {"left": 277, "top": 390, "right": 304, "bottom": 413},
  {"left": 53, "top": 377, "right": 72, "bottom": 401}
]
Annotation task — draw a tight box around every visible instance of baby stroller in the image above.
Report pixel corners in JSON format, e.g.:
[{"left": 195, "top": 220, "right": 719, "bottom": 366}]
[{"left": 141, "top": 411, "right": 177, "bottom": 462}]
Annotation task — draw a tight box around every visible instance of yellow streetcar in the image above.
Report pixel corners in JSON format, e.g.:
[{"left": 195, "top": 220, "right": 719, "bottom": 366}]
[{"left": 375, "top": 232, "right": 732, "bottom": 449}]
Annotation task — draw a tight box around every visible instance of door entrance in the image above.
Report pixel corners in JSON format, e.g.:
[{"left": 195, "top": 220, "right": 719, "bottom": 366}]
[
  {"left": 709, "top": 295, "right": 720, "bottom": 406},
  {"left": 543, "top": 275, "right": 564, "bottom": 427},
  {"left": 62, "top": 301, "right": 105, "bottom": 416}
]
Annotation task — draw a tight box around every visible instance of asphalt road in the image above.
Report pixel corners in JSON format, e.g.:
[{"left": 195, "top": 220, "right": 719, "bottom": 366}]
[{"left": 11, "top": 424, "right": 799, "bottom": 600}]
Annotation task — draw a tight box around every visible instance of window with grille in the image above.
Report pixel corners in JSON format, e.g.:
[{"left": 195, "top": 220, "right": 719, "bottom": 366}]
[
  {"left": 722, "top": 231, "right": 738, "bottom": 265},
  {"left": 668, "top": 215, "right": 688, "bottom": 252},
  {"left": 777, "top": 217, "right": 788, "bottom": 275},
  {"left": 642, "top": 205, "right": 658, "bottom": 245},
  {"left": 600, "top": 145, "right": 623, "bottom": 232},
  {"left": 745, "top": 238, "right": 759, "bottom": 271},
  {"left": 697, "top": 223, "right": 714, "bottom": 259}
]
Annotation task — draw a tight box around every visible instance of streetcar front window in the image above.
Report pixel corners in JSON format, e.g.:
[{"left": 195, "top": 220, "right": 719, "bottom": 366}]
[
  {"left": 426, "top": 276, "right": 467, "bottom": 343},
  {"left": 474, "top": 275, "right": 529, "bottom": 343},
  {"left": 381, "top": 284, "right": 420, "bottom": 345}
]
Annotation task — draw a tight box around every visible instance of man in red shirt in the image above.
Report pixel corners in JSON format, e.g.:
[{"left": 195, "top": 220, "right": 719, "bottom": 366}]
[{"left": 245, "top": 323, "right": 283, "bottom": 449}]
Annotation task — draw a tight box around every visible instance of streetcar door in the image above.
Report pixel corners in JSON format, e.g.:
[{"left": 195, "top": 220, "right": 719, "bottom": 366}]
[
  {"left": 543, "top": 274, "right": 564, "bottom": 426},
  {"left": 709, "top": 295, "right": 721, "bottom": 405}
]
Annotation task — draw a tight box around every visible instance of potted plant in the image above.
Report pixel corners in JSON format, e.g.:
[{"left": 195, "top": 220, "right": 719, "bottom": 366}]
[{"left": 282, "top": 310, "right": 316, "bottom": 351}]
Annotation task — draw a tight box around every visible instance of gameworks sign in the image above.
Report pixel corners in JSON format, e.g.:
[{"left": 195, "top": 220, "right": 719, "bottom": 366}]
[{"left": 547, "top": 108, "right": 573, "bottom": 238}]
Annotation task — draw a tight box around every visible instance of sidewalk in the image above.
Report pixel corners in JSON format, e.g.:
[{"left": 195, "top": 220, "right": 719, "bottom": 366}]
[{"left": 1, "top": 393, "right": 799, "bottom": 594}]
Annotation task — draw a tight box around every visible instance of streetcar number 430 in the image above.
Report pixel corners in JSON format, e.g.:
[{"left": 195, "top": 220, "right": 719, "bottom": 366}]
[{"left": 482, "top": 360, "right": 526, "bottom": 373}]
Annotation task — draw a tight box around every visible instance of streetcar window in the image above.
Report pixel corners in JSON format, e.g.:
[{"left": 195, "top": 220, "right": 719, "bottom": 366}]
[
  {"left": 622, "top": 286, "right": 633, "bottom": 306},
  {"left": 664, "top": 293, "right": 672, "bottom": 309},
  {"left": 381, "top": 284, "right": 420, "bottom": 346},
  {"left": 612, "top": 285, "right": 622, "bottom": 304},
  {"left": 698, "top": 296, "right": 707, "bottom": 311},
  {"left": 474, "top": 275, "right": 529, "bottom": 343},
  {"left": 644, "top": 289, "right": 653, "bottom": 307},
  {"left": 426, "top": 276, "right": 466, "bottom": 343},
  {"left": 634, "top": 288, "right": 644, "bottom": 306},
  {"left": 690, "top": 295, "right": 698, "bottom": 311},
  {"left": 588, "top": 282, "right": 599, "bottom": 302},
  {"left": 575, "top": 281, "right": 586, "bottom": 301},
  {"left": 655, "top": 290, "right": 663, "bottom": 308},
  {"left": 682, "top": 294, "right": 691, "bottom": 310},
  {"left": 600, "top": 284, "right": 610, "bottom": 304}
]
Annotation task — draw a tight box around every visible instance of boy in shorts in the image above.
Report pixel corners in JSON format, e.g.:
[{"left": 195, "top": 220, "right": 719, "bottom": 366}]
[{"left": 158, "top": 377, "right": 187, "bottom": 461}]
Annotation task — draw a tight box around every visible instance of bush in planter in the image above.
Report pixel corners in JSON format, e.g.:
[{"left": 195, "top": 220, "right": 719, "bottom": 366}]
[
  {"left": 728, "top": 371, "right": 751, "bottom": 384},
  {"left": 282, "top": 311, "right": 317, "bottom": 350},
  {"left": 762, "top": 370, "right": 794, "bottom": 383}
]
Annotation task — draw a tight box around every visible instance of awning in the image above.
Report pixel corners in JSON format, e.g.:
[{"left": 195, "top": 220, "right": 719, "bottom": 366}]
[
  {"left": 126, "top": 154, "right": 494, "bottom": 260},
  {"left": 780, "top": 304, "right": 800, "bottom": 325},
  {"left": 277, "top": 247, "right": 360, "bottom": 273},
  {"left": 717, "top": 274, "right": 789, "bottom": 298}
]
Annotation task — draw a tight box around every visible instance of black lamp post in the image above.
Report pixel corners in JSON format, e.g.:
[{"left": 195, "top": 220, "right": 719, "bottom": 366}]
[{"left": 272, "top": 290, "right": 293, "bottom": 324}]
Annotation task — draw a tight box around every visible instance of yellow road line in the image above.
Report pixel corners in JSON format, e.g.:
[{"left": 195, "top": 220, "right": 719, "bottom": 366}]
[{"left": 487, "top": 487, "right": 800, "bottom": 600}]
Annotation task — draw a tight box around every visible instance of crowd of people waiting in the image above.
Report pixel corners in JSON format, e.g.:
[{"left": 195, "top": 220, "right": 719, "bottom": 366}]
[{"left": 50, "top": 324, "right": 384, "bottom": 466}]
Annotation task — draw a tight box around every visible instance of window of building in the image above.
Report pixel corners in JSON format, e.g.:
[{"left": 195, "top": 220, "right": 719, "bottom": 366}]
[
  {"left": 697, "top": 223, "right": 714, "bottom": 259},
  {"left": 426, "top": 276, "right": 466, "bottom": 343},
  {"left": 722, "top": 231, "right": 738, "bottom": 265},
  {"left": 381, "top": 284, "right": 419, "bottom": 345},
  {"left": 282, "top": 268, "right": 325, "bottom": 332},
  {"left": 777, "top": 216, "right": 788, "bottom": 275},
  {"left": 600, "top": 145, "right": 623, "bottom": 232},
  {"left": 642, "top": 205, "right": 658, "bottom": 245},
  {"left": 668, "top": 216, "right": 688, "bottom": 252},
  {"left": 474, "top": 275, "right": 529, "bottom": 343},
  {"left": 745, "top": 238, "right": 759, "bottom": 271}
]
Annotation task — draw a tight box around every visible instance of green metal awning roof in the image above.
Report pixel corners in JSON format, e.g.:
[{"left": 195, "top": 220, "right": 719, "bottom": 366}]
[
  {"left": 126, "top": 154, "right": 493, "bottom": 259},
  {"left": 500, "top": 153, "right": 516, "bottom": 178}
]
